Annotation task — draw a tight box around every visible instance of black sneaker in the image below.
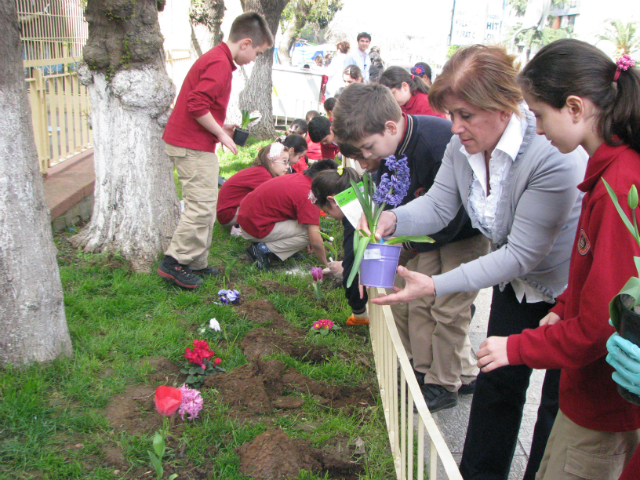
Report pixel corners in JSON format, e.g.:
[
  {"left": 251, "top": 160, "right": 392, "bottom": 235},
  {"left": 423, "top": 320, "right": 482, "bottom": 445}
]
[
  {"left": 421, "top": 383, "right": 458, "bottom": 413},
  {"left": 459, "top": 379, "right": 476, "bottom": 395},
  {"left": 192, "top": 266, "right": 220, "bottom": 276},
  {"left": 246, "top": 243, "right": 272, "bottom": 270},
  {"left": 157, "top": 256, "right": 203, "bottom": 289}
]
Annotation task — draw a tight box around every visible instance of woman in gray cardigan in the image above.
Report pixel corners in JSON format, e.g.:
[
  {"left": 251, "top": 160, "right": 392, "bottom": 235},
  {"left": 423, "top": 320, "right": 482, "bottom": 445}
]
[{"left": 367, "top": 45, "right": 587, "bottom": 480}]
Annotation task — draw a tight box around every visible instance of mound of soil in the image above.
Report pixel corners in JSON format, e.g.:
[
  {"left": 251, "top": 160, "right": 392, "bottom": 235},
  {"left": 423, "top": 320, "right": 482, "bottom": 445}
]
[
  {"left": 236, "top": 428, "right": 363, "bottom": 480},
  {"left": 236, "top": 298, "right": 292, "bottom": 330},
  {"left": 241, "top": 327, "right": 332, "bottom": 363},
  {"left": 258, "top": 280, "right": 299, "bottom": 296},
  {"left": 104, "top": 384, "right": 160, "bottom": 435},
  {"left": 204, "top": 359, "right": 375, "bottom": 415}
]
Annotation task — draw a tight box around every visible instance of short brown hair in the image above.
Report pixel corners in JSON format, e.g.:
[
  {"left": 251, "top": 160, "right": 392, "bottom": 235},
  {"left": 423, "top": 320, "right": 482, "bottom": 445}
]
[
  {"left": 228, "top": 12, "right": 274, "bottom": 47},
  {"left": 332, "top": 83, "right": 402, "bottom": 143},
  {"left": 343, "top": 65, "right": 363, "bottom": 81},
  {"left": 429, "top": 44, "right": 522, "bottom": 115}
]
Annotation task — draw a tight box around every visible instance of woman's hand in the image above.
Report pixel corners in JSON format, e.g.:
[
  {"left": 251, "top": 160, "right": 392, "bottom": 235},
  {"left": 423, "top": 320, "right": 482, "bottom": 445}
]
[
  {"left": 369, "top": 266, "right": 436, "bottom": 305},
  {"left": 358, "top": 211, "right": 397, "bottom": 241},
  {"left": 539, "top": 312, "right": 561, "bottom": 326},
  {"left": 477, "top": 337, "right": 510, "bottom": 372}
]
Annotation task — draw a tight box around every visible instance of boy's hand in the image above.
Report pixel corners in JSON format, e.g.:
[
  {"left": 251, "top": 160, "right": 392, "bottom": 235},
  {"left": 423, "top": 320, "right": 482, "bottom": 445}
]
[
  {"left": 477, "top": 336, "right": 510, "bottom": 372},
  {"left": 358, "top": 211, "right": 397, "bottom": 240},
  {"left": 219, "top": 133, "right": 238, "bottom": 155},
  {"left": 223, "top": 124, "right": 239, "bottom": 136},
  {"left": 539, "top": 312, "right": 561, "bottom": 326}
]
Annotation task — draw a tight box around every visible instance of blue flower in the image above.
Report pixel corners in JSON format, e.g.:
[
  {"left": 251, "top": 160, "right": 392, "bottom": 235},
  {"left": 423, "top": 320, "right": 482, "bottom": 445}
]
[{"left": 373, "top": 155, "right": 410, "bottom": 207}]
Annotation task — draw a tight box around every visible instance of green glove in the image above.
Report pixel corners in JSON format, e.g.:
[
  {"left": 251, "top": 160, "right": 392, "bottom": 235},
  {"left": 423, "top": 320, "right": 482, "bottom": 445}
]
[{"left": 606, "top": 332, "right": 640, "bottom": 396}]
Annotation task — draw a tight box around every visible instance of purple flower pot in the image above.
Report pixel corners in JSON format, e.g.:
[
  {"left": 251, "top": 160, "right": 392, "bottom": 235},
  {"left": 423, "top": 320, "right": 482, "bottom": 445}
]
[{"left": 359, "top": 243, "right": 402, "bottom": 289}]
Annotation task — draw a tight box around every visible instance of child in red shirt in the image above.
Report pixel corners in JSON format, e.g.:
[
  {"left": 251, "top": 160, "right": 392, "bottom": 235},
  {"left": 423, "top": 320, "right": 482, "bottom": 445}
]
[
  {"left": 158, "top": 13, "right": 273, "bottom": 289},
  {"left": 378, "top": 66, "right": 445, "bottom": 118},
  {"left": 283, "top": 134, "right": 308, "bottom": 174},
  {"left": 305, "top": 111, "right": 323, "bottom": 161},
  {"left": 478, "top": 40, "right": 640, "bottom": 479},
  {"left": 237, "top": 160, "right": 337, "bottom": 270},
  {"left": 308, "top": 116, "right": 340, "bottom": 160},
  {"left": 217, "top": 142, "right": 291, "bottom": 227}
]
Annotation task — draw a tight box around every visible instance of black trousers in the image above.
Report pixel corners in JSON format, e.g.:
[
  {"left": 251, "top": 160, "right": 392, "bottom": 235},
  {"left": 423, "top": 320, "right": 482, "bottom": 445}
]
[{"left": 459, "top": 284, "right": 560, "bottom": 480}]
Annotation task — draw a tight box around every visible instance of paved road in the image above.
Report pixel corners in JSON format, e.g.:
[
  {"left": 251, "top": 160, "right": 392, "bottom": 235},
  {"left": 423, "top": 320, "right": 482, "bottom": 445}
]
[{"left": 423, "top": 287, "right": 545, "bottom": 479}]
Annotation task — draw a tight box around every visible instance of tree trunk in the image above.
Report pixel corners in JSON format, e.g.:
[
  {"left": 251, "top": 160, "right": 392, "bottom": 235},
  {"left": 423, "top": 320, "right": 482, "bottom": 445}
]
[
  {"left": 0, "top": 0, "right": 72, "bottom": 365},
  {"left": 277, "top": 18, "right": 297, "bottom": 65},
  {"left": 73, "top": 0, "right": 180, "bottom": 272},
  {"left": 240, "top": 0, "right": 290, "bottom": 140}
]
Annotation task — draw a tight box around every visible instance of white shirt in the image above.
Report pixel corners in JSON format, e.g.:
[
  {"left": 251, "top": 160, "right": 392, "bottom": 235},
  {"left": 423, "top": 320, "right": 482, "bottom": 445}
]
[
  {"left": 346, "top": 49, "right": 370, "bottom": 82},
  {"left": 463, "top": 113, "right": 548, "bottom": 303}
]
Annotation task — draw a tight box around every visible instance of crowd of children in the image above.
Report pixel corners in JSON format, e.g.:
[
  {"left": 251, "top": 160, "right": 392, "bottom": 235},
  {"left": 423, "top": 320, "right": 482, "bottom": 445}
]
[{"left": 157, "top": 11, "right": 640, "bottom": 478}]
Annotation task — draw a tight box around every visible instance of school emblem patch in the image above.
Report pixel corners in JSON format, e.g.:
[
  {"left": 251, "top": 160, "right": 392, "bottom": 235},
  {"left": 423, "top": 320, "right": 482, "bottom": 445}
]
[{"left": 577, "top": 228, "right": 590, "bottom": 255}]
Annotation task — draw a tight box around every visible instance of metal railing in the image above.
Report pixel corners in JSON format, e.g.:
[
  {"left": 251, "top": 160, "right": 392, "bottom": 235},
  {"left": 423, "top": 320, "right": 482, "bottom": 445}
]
[{"left": 368, "top": 287, "right": 463, "bottom": 480}]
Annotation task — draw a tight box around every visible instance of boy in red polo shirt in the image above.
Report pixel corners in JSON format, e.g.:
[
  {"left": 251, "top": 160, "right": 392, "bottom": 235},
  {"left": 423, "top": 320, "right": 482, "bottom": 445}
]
[
  {"left": 158, "top": 13, "right": 273, "bottom": 289},
  {"left": 237, "top": 160, "right": 337, "bottom": 270},
  {"left": 308, "top": 116, "right": 340, "bottom": 160}
]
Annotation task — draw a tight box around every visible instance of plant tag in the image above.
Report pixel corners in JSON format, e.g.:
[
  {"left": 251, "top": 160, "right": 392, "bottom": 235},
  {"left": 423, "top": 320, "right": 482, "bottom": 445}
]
[
  {"left": 363, "top": 248, "right": 381, "bottom": 260},
  {"left": 334, "top": 182, "right": 365, "bottom": 229}
]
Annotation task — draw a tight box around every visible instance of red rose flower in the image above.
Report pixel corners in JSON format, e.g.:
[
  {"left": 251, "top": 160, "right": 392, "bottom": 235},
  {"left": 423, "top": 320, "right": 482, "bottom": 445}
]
[
  {"left": 214, "top": 357, "right": 222, "bottom": 366},
  {"left": 155, "top": 385, "right": 183, "bottom": 416}
]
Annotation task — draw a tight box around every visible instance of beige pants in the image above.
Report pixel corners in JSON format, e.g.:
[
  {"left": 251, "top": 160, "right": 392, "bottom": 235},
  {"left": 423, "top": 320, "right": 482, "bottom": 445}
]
[
  {"left": 241, "top": 219, "right": 309, "bottom": 261},
  {"left": 536, "top": 409, "right": 640, "bottom": 480},
  {"left": 392, "top": 234, "right": 490, "bottom": 392},
  {"left": 164, "top": 143, "right": 219, "bottom": 270}
]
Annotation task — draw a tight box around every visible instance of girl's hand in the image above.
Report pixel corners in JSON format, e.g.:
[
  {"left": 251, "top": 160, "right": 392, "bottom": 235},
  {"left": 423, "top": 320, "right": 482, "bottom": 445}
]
[
  {"left": 539, "top": 312, "right": 562, "bottom": 326},
  {"left": 358, "top": 211, "right": 397, "bottom": 240},
  {"left": 369, "top": 266, "right": 435, "bottom": 304},
  {"left": 323, "top": 261, "right": 344, "bottom": 276},
  {"left": 477, "top": 337, "right": 510, "bottom": 372}
]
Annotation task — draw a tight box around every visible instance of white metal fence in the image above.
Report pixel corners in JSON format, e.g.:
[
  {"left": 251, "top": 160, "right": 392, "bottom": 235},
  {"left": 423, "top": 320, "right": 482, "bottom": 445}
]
[{"left": 368, "top": 287, "right": 463, "bottom": 480}]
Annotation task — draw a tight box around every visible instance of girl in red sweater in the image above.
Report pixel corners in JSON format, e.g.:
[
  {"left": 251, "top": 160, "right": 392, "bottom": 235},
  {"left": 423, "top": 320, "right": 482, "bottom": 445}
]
[
  {"left": 477, "top": 39, "right": 640, "bottom": 480},
  {"left": 377, "top": 66, "right": 445, "bottom": 118},
  {"left": 217, "top": 141, "right": 290, "bottom": 227}
]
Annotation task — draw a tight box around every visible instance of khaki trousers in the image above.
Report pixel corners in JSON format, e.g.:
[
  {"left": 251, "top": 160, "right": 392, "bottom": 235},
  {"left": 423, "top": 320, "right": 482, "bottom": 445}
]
[
  {"left": 392, "top": 234, "right": 490, "bottom": 392},
  {"left": 164, "top": 143, "right": 219, "bottom": 270},
  {"left": 536, "top": 409, "right": 640, "bottom": 480},
  {"left": 241, "top": 220, "right": 309, "bottom": 260}
]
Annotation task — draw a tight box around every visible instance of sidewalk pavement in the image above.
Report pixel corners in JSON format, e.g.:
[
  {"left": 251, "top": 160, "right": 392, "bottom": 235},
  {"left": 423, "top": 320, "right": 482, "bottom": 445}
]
[{"left": 423, "top": 287, "right": 546, "bottom": 479}]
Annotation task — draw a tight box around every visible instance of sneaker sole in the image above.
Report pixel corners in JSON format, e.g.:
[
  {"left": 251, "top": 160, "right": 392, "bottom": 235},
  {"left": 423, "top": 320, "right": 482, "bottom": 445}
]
[
  {"left": 428, "top": 398, "right": 458, "bottom": 413},
  {"left": 157, "top": 268, "right": 201, "bottom": 289}
]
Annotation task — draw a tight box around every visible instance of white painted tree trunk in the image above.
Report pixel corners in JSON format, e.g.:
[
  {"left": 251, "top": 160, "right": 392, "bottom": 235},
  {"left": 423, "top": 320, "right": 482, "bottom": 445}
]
[
  {"left": 72, "top": 65, "right": 180, "bottom": 272},
  {"left": 0, "top": 0, "right": 72, "bottom": 365}
]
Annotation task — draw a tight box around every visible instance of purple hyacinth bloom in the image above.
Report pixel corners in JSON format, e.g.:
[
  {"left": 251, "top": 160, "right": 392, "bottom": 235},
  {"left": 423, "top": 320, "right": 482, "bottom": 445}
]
[
  {"left": 178, "top": 384, "right": 204, "bottom": 420},
  {"left": 373, "top": 155, "right": 410, "bottom": 207},
  {"left": 311, "top": 266, "right": 323, "bottom": 282}
]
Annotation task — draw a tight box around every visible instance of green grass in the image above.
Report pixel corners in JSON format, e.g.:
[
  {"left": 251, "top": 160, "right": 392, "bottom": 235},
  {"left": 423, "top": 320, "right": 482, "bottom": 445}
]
[{"left": 0, "top": 139, "right": 394, "bottom": 479}]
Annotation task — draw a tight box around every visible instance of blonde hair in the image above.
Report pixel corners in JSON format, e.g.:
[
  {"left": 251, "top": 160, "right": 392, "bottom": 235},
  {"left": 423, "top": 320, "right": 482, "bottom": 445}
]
[{"left": 429, "top": 44, "right": 522, "bottom": 115}]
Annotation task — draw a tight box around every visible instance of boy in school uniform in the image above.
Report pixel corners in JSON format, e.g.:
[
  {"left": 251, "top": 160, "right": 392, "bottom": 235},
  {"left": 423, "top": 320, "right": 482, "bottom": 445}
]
[
  {"left": 308, "top": 116, "right": 340, "bottom": 160},
  {"left": 237, "top": 160, "right": 338, "bottom": 270},
  {"left": 332, "top": 83, "right": 490, "bottom": 411},
  {"left": 158, "top": 13, "right": 273, "bottom": 289}
]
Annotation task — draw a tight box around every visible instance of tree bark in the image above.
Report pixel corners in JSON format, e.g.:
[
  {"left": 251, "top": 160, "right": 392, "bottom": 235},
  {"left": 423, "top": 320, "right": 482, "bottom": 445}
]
[
  {"left": 240, "top": 0, "right": 290, "bottom": 140},
  {"left": 74, "top": 0, "right": 180, "bottom": 272},
  {"left": 0, "top": 0, "right": 72, "bottom": 365}
]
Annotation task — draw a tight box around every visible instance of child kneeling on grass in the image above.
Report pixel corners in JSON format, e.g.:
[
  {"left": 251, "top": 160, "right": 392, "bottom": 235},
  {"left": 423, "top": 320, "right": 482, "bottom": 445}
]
[
  {"left": 237, "top": 160, "right": 338, "bottom": 270},
  {"left": 217, "top": 141, "right": 292, "bottom": 229},
  {"left": 310, "top": 166, "right": 371, "bottom": 326}
]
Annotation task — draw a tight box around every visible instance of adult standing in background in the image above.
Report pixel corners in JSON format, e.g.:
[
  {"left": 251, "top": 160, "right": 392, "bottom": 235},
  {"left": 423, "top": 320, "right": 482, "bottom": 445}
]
[
  {"left": 369, "top": 46, "right": 384, "bottom": 83},
  {"left": 325, "top": 41, "right": 350, "bottom": 98},
  {"left": 346, "top": 32, "right": 371, "bottom": 82}
]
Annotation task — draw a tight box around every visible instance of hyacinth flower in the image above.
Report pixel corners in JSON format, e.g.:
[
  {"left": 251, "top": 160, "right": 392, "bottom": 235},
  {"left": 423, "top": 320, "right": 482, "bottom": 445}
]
[
  {"left": 311, "top": 266, "right": 323, "bottom": 301},
  {"left": 347, "top": 155, "right": 435, "bottom": 288}
]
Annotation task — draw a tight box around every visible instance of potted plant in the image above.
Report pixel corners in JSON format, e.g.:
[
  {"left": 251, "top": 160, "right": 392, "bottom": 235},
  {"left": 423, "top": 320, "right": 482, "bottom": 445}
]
[
  {"left": 233, "top": 110, "right": 261, "bottom": 147},
  {"left": 603, "top": 179, "right": 640, "bottom": 405},
  {"left": 347, "top": 154, "right": 434, "bottom": 289}
]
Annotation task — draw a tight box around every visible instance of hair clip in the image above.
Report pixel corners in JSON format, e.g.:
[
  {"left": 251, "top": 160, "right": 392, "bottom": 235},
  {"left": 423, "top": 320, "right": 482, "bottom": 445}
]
[
  {"left": 411, "top": 65, "right": 424, "bottom": 76},
  {"left": 614, "top": 54, "right": 636, "bottom": 82},
  {"left": 267, "top": 142, "right": 285, "bottom": 161},
  {"left": 308, "top": 190, "right": 318, "bottom": 204},
  {"left": 337, "top": 164, "right": 344, "bottom": 176}
]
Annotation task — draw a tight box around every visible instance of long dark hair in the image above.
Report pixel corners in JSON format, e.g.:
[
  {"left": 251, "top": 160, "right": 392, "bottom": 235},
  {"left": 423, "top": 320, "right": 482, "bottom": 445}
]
[
  {"left": 378, "top": 66, "right": 430, "bottom": 95},
  {"left": 282, "top": 134, "right": 307, "bottom": 154},
  {"left": 519, "top": 38, "right": 640, "bottom": 153},
  {"left": 311, "top": 167, "right": 361, "bottom": 208}
]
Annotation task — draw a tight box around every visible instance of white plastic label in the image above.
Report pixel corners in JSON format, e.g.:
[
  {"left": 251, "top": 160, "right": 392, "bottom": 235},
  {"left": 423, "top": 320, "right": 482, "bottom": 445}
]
[{"left": 363, "top": 248, "right": 381, "bottom": 260}]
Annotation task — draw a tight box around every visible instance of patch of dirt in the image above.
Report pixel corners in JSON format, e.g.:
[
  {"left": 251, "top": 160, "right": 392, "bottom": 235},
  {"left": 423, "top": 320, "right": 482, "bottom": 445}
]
[
  {"left": 204, "top": 359, "right": 375, "bottom": 416},
  {"left": 258, "top": 280, "right": 299, "bottom": 296},
  {"left": 236, "top": 428, "right": 363, "bottom": 480},
  {"left": 144, "top": 356, "right": 183, "bottom": 386},
  {"left": 104, "top": 385, "right": 161, "bottom": 436},
  {"left": 241, "top": 327, "right": 331, "bottom": 363},
  {"left": 101, "top": 443, "right": 126, "bottom": 468},
  {"left": 235, "top": 298, "right": 291, "bottom": 329}
]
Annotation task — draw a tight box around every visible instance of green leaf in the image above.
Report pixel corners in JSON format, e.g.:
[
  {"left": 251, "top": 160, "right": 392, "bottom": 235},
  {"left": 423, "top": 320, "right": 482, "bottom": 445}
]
[
  {"left": 148, "top": 451, "right": 163, "bottom": 479},
  {"left": 350, "top": 179, "right": 374, "bottom": 228},
  {"left": 169, "top": 475, "right": 178, "bottom": 480},
  {"left": 186, "top": 375, "right": 197, "bottom": 384},
  {"left": 385, "top": 235, "right": 435, "bottom": 245},
  {"left": 602, "top": 178, "right": 637, "bottom": 238},
  {"left": 347, "top": 235, "right": 370, "bottom": 288},
  {"left": 152, "top": 432, "right": 166, "bottom": 459},
  {"left": 180, "top": 368, "right": 188, "bottom": 374}
]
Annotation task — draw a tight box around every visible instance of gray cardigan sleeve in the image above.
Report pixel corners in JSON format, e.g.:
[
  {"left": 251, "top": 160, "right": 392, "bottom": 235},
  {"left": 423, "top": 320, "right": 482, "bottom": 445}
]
[{"left": 393, "top": 139, "right": 587, "bottom": 297}]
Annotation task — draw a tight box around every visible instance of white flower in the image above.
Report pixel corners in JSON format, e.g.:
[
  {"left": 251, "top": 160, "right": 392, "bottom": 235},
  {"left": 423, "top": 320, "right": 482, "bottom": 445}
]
[
  {"left": 209, "top": 318, "right": 221, "bottom": 331},
  {"left": 329, "top": 236, "right": 334, "bottom": 242}
]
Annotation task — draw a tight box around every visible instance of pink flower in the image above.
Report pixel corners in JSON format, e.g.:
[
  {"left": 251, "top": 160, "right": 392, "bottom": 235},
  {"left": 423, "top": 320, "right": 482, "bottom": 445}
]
[
  {"left": 178, "top": 384, "right": 203, "bottom": 420},
  {"left": 214, "top": 357, "right": 221, "bottom": 366},
  {"left": 311, "top": 267, "right": 323, "bottom": 282},
  {"left": 318, "top": 318, "right": 334, "bottom": 329},
  {"left": 183, "top": 347, "right": 205, "bottom": 369},
  {"left": 312, "top": 321, "right": 321, "bottom": 329},
  {"left": 155, "top": 386, "right": 183, "bottom": 416}
]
